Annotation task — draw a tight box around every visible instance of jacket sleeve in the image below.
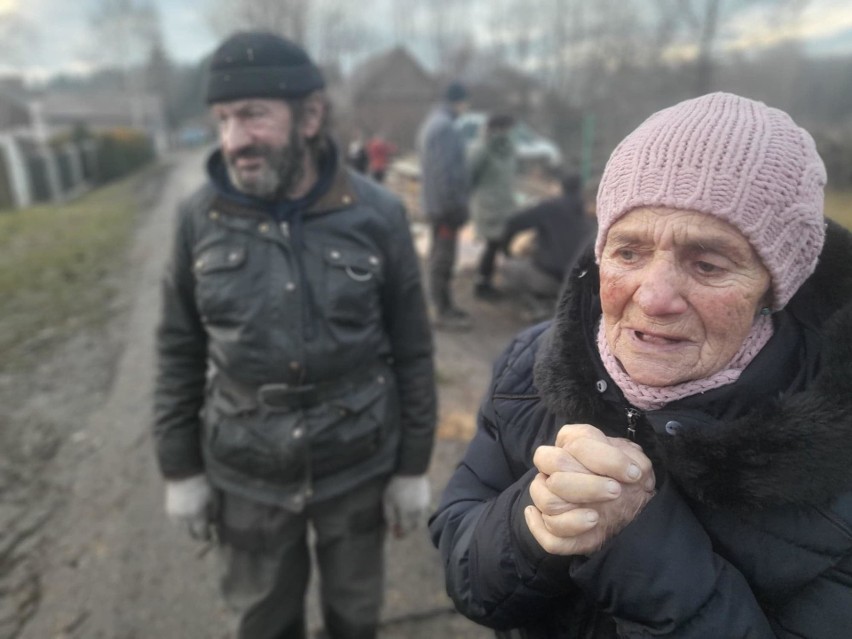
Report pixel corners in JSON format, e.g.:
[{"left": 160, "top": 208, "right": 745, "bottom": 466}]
[
  {"left": 577, "top": 485, "right": 852, "bottom": 639},
  {"left": 501, "top": 201, "right": 547, "bottom": 248},
  {"left": 570, "top": 479, "right": 779, "bottom": 638},
  {"left": 429, "top": 336, "right": 582, "bottom": 630},
  {"left": 152, "top": 201, "right": 208, "bottom": 479},
  {"left": 467, "top": 143, "right": 488, "bottom": 190},
  {"left": 431, "top": 407, "right": 780, "bottom": 635},
  {"left": 381, "top": 201, "right": 436, "bottom": 475}
]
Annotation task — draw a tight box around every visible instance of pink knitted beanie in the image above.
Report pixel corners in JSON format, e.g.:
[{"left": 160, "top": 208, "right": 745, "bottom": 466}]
[{"left": 595, "top": 92, "right": 827, "bottom": 310}]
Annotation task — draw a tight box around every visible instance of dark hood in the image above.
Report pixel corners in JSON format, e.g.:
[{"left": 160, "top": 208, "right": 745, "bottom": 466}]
[{"left": 534, "top": 219, "right": 852, "bottom": 509}]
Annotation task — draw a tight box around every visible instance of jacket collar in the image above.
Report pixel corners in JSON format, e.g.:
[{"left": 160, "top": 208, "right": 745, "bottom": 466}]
[
  {"left": 205, "top": 141, "right": 359, "bottom": 219},
  {"left": 535, "top": 220, "right": 852, "bottom": 509}
]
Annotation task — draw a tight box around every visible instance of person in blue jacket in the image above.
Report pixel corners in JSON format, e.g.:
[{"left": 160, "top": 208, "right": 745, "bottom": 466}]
[{"left": 430, "top": 92, "right": 852, "bottom": 638}]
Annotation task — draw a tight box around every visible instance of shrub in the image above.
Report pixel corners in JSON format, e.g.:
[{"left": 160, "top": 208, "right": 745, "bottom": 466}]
[{"left": 94, "top": 128, "right": 155, "bottom": 184}]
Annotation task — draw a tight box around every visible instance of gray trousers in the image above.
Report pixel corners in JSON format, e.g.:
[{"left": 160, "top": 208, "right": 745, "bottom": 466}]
[
  {"left": 216, "top": 478, "right": 387, "bottom": 639},
  {"left": 501, "top": 257, "right": 562, "bottom": 319},
  {"left": 428, "top": 222, "right": 460, "bottom": 312}
]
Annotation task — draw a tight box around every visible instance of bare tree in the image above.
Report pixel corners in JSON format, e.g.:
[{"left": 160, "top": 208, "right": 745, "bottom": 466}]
[
  {"left": 665, "top": 0, "right": 811, "bottom": 94},
  {"left": 88, "top": 0, "right": 164, "bottom": 126},
  {"left": 207, "top": 0, "right": 311, "bottom": 44},
  {"left": 424, "top": 0, "right": 478, "bottom": 74},
  {"left": 312, "top": 0, "right": 371, "bottom": 66},
  {"left": 89, "top": 0, "right": 162, "bottom": 69},
  {"left": 389, "top": 0, "right": 419, "bottom": 46}
]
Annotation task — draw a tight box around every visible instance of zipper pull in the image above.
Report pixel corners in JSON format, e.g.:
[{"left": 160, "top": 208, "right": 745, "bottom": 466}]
[{"left": 626, "top": 408, "right": 641, "bottom": 441}]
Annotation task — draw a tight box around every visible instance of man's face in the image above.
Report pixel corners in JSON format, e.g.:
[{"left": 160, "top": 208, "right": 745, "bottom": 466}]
[
  {"left": 210, "top": 98, "right": 305, "bottom": 199},
  {"left": 451, "top": 99, "right": 469, "bottom": 117}
]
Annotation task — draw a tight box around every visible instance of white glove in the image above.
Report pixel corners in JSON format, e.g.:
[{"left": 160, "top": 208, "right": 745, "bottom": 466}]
[
  {"left": 383, "top": 474, "right": 431, "bottom": 538},
  {"left": 165, "top": 475, "right": 214, "bottom": 541}
]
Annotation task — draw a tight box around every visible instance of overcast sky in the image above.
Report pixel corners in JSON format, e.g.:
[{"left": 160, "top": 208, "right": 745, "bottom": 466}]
[
  {"left": 2, "top": 0, "right": 852, "bottom": 82},
  {"left": 0, "top": 0, "right": 217, "bottom": 79}
]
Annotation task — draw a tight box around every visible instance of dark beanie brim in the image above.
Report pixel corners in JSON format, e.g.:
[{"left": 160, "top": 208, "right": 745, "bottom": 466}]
[
  {"left": 206, "top": 64, "right": 325, "bottom": 104},
  {"left": 205, "top": 31, "right": 326, "bottom": 104}
]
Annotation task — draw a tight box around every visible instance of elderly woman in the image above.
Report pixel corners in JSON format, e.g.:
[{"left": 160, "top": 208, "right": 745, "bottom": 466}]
[{"left": 429, "top": 92, "right": 852, "bottom": 638}]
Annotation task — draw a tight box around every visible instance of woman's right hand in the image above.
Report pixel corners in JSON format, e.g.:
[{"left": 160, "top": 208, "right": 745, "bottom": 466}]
[{"left": 525, "top": 424, "right": 656, "bottom": 556}]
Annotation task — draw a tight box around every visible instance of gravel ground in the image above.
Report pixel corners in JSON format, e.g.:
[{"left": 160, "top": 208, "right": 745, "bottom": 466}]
[{"left": 0, "top": 149, "right": 535, "bottom": 639}]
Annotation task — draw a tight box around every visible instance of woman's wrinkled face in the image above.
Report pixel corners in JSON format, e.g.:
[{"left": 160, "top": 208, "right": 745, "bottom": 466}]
[{"left": 599, "top": 207, "right": 771, "bottom": 387}]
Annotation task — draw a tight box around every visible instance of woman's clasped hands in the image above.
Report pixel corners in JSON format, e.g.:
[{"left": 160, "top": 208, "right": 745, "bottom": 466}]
[{"left": 525, "top": 424, "right": 657, "bottom": 556}]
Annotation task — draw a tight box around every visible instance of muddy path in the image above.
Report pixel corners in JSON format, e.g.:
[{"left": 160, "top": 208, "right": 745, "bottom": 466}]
[{"left": 0, "top": 151, "right": 534, "bottom": 639}]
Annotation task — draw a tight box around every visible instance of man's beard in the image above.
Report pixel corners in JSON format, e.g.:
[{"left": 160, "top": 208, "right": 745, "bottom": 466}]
[{"left": 225, "top": 130, "right": 306, "bottom": 199}]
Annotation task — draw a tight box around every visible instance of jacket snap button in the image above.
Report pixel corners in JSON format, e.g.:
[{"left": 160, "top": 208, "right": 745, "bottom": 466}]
[
  {"left": 330, "top": 250, "right": 340, "bottom": 260},
  {"left": 665, "top": 420, "right": 682, "bottom": 435},
  {"left": 292, "top": 427, "right": 304, "bottom": 439},
  {"left": 595, "top": 380, "right": 607, "bottom": 393},
  {"left": 369, "top": 256, "right": 379, "bottom": 266}
]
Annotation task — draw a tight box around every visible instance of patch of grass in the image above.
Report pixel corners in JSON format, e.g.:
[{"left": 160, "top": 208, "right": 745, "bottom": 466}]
[
  {"left": 0, "top": 173, "right": 146, "bottom": 371},
  {"left": 825, "top": 190, "right": 852, "bottom": 230}
]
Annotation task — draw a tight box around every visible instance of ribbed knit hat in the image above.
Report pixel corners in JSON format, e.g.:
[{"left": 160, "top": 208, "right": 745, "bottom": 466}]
[
  {"left": 206, "top": 31, "right": 325, "bottom": 104},
  {"left": 595, "top": 92, "right": 827, "bottom": 310}
]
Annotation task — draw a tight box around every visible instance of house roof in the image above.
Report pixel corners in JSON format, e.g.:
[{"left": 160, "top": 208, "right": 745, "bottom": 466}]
[{"left": 346, "top": 46, "right": 435, "bottom": 103}]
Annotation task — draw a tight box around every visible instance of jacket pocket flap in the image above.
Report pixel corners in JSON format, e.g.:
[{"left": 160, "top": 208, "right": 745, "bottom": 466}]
[
  {"left": 194, "top": 245, "right": 247, "bottom": 274},
  {"left": 323, "top": 246, "right": 382, "bottom": 275},
  {"left": 328, "top": 378, "right": 386, "bottom": 415}
]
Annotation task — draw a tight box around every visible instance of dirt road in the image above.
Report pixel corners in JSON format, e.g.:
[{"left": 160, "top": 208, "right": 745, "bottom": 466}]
[{"left": 2, "top": 150, "right": 533, "bottom": 639}]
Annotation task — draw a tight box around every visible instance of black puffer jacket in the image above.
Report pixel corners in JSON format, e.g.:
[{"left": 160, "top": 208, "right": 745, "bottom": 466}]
[
  {"left": 154, "top": 148, "right": 436, "bottom": 510},
  {"left": 430, "top": 220, "right": 852, "bottom": 638}
]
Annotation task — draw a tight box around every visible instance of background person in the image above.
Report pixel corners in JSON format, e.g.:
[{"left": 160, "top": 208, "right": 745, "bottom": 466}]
[
  {"left": 499, "top": 172, "right": 596, "bottom": 321},
  {"left": 430, "top": 92, "right": 852, "bottom": 638},
  {"left": 346, "top": 127, "right": 369, "bottom": 174},
  {"left": 417, "top": 82, "right": 472, "bottom": 330},
  {"left": 365, "top": 132, "right": 397, "bottom": 183},
  {"left": 153, "top": 31, "right": 436, "bottom": 639},
  {"left": 467, "top": 113, "right": 517, "bottom": 301}
]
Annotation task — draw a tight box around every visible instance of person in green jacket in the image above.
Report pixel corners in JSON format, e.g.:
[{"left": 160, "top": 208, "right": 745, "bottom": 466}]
[{"left": 468, "top": 113, "right": 517, "bottom": 300}]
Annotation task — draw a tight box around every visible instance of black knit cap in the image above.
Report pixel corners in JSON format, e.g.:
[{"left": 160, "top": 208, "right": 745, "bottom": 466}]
[{"left": 206, "top": 31, "right": 325, "bottom": 104}]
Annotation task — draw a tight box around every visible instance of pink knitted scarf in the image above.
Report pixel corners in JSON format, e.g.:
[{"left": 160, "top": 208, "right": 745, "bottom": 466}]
[{"left": 596, "top": 315, "right": 774, "bottom": 411}]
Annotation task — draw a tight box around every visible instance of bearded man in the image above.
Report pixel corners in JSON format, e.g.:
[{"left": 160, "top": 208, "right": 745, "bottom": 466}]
[{"left": 152, "top": 31, "right": 436, "bottom": 639}]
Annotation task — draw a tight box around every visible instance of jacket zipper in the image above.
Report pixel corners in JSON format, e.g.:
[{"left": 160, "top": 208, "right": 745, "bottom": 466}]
[{"left": 626, "top": 408, "right": 641, "bottom": 441}]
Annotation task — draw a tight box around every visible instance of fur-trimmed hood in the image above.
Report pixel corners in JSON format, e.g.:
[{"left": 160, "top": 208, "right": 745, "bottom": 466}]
[{"left": 534, "top": 219, "right": 852, "bottom": 510}]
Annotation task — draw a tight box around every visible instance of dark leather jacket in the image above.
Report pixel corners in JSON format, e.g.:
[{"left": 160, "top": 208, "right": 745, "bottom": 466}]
[
  {"left": 154, "top": 148, "right": 436, "bottom": 510},
  {"left": 430, "top": 220, "right": 852, "bottom": 638}
]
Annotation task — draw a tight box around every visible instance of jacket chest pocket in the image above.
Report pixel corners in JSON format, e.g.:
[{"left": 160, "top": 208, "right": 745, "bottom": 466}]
[
  {"left": 193, "top": 244, "right": 250, "bottom": 323},
  {"left": 322, "top": 245, "right": 383, "bottom": 327}
]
